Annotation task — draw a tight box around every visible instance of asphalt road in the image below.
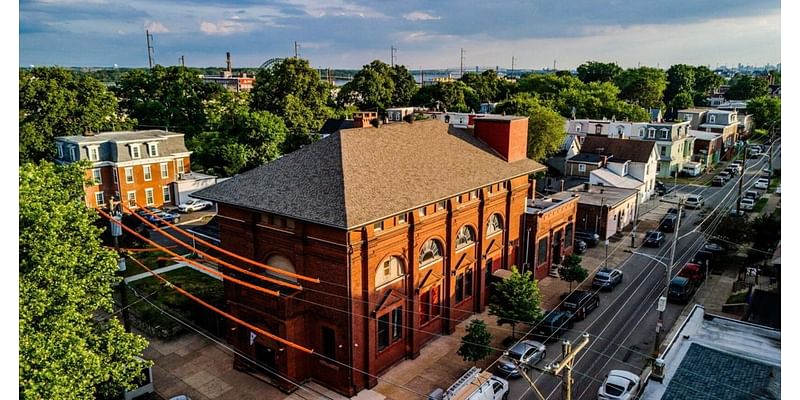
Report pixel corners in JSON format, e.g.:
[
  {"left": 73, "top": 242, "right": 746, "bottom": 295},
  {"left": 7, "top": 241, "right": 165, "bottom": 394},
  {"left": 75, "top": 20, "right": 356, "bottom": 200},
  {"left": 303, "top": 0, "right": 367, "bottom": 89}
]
[{"left": 505, "top": 141, "right": 781, "bottom": 400}]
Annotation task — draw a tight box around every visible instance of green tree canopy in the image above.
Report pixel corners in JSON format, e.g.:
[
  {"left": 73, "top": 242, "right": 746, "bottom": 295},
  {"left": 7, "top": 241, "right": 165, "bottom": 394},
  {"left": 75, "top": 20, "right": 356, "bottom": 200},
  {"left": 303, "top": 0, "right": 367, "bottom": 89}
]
[
  {"left": 664, "top": 64, "right": 696, "bottom": 103},
  {"left": 457, "top": 319, "right": 494, "bottom": 364},
  {"left": 410, "top": 81, "right": 479, "bottom": 112},
  {"left": 576, "top": 61, "right": 623, "bottom": 84},
  {"left": 561, "top": 254, "right": 588, "bottom": 291},
  {"left": 115, "top": 65, "right": 223, "bottom": 138},
  {"left": 20, "top": 161, "right": 149, "bottom": 399},
  {"left": 747, "top": 96, "right": 781, "bottom": 131},
  {"left": 19, "top": 67, "right": 132, "bottom": 164},
  {"left": 692, "top": 66, "right": 725, "bottom": 97},
  {"left": 191, "top": 92, "right": 288, "bottom": 176},
  {"left": 669, "top": 91, "right": 695, "bottom": 111},
  {"left": 335, "top": 61, "right": 419, "bottom": 110},
  {"left": 250, "top": 58, "right": 333, "bottom": 132},
  {"left": 725, "top": 74, "right": 770, "bottom": 100},
  {"left": 614, "top": 67, "right": 667, "bottom": 109},
  {"left": 516, "top": 73, "right": 583, "bottom": 102},
  {"left": 460, "top": 70, "right": 514, "bottom": 102},
  {"left": 488, "top": 266, "right": 543, "bottom": 339},
  {"left": 494, "top": 94, "right": 566, "bottom": 161}
]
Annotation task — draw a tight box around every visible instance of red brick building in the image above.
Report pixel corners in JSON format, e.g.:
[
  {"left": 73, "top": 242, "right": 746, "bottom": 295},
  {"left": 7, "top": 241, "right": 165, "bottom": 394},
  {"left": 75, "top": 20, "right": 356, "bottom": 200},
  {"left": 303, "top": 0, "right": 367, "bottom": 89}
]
[
  {"left": 193, "top": 116, "right": 545, "bottom": 396},
  {"left": 55, "top": 130, "right": 192, "bottom": 209},
  {"left": 522, "top": 191, "right": 580, "bottom": 281}
]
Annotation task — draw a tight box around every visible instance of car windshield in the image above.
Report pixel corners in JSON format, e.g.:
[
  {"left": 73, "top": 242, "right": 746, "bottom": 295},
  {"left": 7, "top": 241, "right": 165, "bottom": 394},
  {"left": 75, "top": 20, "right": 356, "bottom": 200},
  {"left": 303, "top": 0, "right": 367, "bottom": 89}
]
[
  {"left": 604, "top": 383, "right": 625, "bottom": 396},
  {"left": 646, "top": 232, "right": 659, "bottom": 239}
]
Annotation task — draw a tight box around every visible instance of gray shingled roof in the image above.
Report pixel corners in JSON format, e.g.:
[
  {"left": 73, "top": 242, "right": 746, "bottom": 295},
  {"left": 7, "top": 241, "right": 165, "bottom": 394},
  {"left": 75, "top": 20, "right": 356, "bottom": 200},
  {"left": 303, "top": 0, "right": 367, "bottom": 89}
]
[
  {"left": 580, "top": 136, "right": 656, "bottom": 163},
  {"left": 662, "top": 343, "right": 779, "bottom": 400},
  {"left": 193, "top": 119, "right": 545, "bottom": 229}
]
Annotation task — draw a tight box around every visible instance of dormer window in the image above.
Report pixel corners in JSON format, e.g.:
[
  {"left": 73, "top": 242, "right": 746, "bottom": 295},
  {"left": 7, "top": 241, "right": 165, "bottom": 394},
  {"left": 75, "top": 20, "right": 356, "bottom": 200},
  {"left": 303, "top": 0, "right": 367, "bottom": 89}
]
[
  {"left": 639, "top": 128, "right": 645, "bottom": 137},
  {"left": 595, "top": 124, "right": 602, "bottom": 134},
  {"left": 148, "top": 143, "right": 159, "bottom": 157},
  {"left": 575, "top": 123, "right": 582, "bottom": 133},
  {"left": 87, "top": 146, "right": 99, "bottom": 161},
  {"left": 70, "top": 146, "right": 78, "bottom": 161},
  {"left": 56, "top": 143, "right": 63, "bottom": 159},
  {"left": 130, "top": 144, "right": 141, "bottom": 159},
  {"left": 709, "top": 115, "right": 716, "bottom": 124},
  {"left": 647, "top": 128, "right": 656, "bottom": 139},
  {"left": 659, "top": 129, "right": 669, "bottom": 140}
]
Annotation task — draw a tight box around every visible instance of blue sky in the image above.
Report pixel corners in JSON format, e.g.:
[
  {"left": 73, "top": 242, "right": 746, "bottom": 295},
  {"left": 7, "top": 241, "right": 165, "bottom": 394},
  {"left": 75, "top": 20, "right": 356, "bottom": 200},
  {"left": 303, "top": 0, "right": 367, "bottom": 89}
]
[{"left": 19, "top": 0, "right": 781, "bottom": 69}]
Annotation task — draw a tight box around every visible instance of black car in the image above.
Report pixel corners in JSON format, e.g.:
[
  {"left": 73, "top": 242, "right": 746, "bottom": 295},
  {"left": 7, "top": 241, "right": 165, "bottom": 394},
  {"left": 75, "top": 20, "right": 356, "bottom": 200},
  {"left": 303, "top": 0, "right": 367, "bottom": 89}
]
[
  {"left": 666, "top": 208, "right": 686, "bottom": 219},
  {"left": 659, "top": 215, "right": 678, "bottom": 233},
  {"left": 712, "top": 176, "right": 726, "bottom": 187},
  {"left": 531, "top": 310, "right": 574, "bottom": 342},
  {"left": 644, "top": 231, "right": 666, "bottom": 247},
  {"left": 573, "top": 239, "right": 587, "bottom": 255},
  {"left": 575, "top": 231, "right": 600, "bottom": 247},
  {"left": 655, "top": 181, "right": 669, "bottom": 196},
  {"left": 668, "top": 276, "right": 696, "bottom": 303},
  {"left": 560, "top": 291, "right": 600, "bottom": 321}
]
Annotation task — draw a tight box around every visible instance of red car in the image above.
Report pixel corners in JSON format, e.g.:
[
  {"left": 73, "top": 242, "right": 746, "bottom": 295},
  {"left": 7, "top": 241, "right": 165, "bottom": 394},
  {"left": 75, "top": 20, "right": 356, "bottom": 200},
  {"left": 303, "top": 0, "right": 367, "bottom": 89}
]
[{"left": 677, "top": 262, "right": 705, "bottom": 285}]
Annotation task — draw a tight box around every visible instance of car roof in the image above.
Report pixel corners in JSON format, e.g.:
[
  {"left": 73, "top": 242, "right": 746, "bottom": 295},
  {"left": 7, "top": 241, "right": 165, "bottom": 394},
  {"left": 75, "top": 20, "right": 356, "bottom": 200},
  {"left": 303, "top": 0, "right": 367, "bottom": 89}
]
[
  {"left": 671, "top": 276, "right": 689, "bottom": 285},
  {"left": 510, "top": 340, "right": 543, "bottom": 353},
  {"left": 564, "top": 291, "right": 592, "bottom": 301},
  {"left": 607, "top": 370, "right": 639, "bottom": 384}
]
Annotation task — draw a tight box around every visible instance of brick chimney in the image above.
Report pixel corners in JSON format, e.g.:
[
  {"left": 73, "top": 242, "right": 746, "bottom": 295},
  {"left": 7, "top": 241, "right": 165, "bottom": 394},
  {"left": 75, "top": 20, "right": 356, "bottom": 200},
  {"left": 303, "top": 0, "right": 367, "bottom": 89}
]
[
  {"left": 353, "top": 111, "right": 379, "bottom": 128},
  {"left": 474, "top": 116, "right": 529, "bottom": 162}
]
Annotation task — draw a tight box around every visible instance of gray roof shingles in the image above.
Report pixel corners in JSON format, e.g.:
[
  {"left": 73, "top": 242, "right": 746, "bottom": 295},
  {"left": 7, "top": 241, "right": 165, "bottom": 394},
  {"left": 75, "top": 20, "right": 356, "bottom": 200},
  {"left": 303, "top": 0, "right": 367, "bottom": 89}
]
[
  {"left": 193, "top": 119, "right": 545, "bottom": 229},
  {"left": 580, "top": 136, "right": 656, "bottom": 163}
]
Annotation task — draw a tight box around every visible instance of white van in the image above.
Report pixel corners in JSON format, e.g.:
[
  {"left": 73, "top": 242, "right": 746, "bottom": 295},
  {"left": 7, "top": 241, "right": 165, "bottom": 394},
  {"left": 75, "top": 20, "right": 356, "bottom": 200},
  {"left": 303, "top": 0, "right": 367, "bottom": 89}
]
[
  {"left": 428, "top": 367, "right": 509, "bottom": 400},
  {"left": 681, "top": 162, "right": 703, "bottom": 177}
]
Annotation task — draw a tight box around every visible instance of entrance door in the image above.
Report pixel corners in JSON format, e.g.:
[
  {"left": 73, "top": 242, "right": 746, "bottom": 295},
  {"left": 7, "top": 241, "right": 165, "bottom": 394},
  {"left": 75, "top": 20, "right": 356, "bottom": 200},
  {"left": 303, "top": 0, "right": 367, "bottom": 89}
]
[
  {"left": 552, "top": 231, "right": 563, "bottom": 265},
  {"left": 254, "top": 342, "right": 277, "bottom": 376}
]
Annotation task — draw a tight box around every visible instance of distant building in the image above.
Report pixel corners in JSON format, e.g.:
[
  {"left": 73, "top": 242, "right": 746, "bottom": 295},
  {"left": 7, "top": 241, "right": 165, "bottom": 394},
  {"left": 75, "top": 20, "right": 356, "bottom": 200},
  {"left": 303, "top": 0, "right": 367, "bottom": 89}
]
[
  {"left": 201, "top": 52, "right": 255, "bottom": 92},
  {"left": 54, "top": 130, "right": 199, "bottom": 209},
  {"left": 640, "top": 305, "right": 780, "bottom": 399},
  {"left": 385, "top": 107, "right": 415, "bottom": 122},
  {"left": 578, "top": 136, "right": 658, "bottom": 203}
]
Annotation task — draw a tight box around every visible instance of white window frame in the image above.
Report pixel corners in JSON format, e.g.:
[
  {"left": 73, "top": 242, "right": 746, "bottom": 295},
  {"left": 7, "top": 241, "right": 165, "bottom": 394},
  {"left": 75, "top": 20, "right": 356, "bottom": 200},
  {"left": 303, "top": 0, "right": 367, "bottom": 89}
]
[
  {"left": 160, "top": 162, "right": 169, "bottom": 179},
  {"left": 162, "top": 186, "right": 171, "bottom": 203},
  {"left": 87, "top": 145, "right": 100, "bottom": 161},
  {"left": 143, "top": 165, "right": 152, "bottom": 181},
  {"left": 709, "top": 114, "right": 716, "bottom": 124},
  {"left": 660, "top": 129, "right": 670, "bottom": 140},
  {"left": 125, "top": 167, "right": 134, "bottom": 183},
  {"left": 145, "top": 188, "right": 154, "bottom": 206},
  {"left": 578, "top": 164, "right": 586, "bottom": 172},
  {"left": 70, "top": 146, "right": 78, "bottom": 161},
  {"left": 648, "top": 128, "right": 656, "bottom": 139},
  {"left": 148, "top": 143, "right": 159, "bottom": 157},
  {"left": 575, "top": 123, "right": 582, "bottom": 133},
  {"left": 94, "top": 192, "right": 105, "bottom": 208},
  {"left": 126, "top": 191, "right": 137, "bottom": 208},
  {"left": 176, "top": 158, "right": 184, "bottom": 176},
  {"left": 130, "top": 144, "right": 141, "bottom": 159},
  {"left": 56, "top": 143, "right": 64, "bottom": 159},
  {"left": 639, "top": 128, "right": 645, "bottom": 137},
  {"left": 92, "top": 168, "right": 102, "bottom": 185}
]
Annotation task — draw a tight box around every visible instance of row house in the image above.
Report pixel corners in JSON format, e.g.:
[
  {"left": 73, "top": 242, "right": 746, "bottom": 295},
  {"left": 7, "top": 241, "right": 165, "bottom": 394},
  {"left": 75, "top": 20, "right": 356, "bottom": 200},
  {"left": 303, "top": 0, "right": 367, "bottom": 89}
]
[
  {"left": 522, "top": 191, "right": 580, "bottom": 281},
  {"left": 193, "top": 116, "right": 546, "bottom": 396},
  {"left": 568, "top": 184, "right": 639, "bottom": 241},
  {"left": 578, "top": 136, "right": 658, "bottom": 203},
  {"left": 677, "top": 108, "right": 741, "bottom": 159},
  {"left": 54, "top": 130, "right": 192, "bottom": 209},
  {"left": 688, "top": 130, "right": 724, "bottom": 170}
]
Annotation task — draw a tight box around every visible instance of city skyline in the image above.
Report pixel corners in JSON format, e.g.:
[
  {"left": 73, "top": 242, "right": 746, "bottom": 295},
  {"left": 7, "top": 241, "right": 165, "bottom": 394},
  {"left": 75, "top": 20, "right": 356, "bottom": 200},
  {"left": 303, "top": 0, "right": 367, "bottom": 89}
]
[{"left": 20, "top": 0, "right": 781, "bottom": 69}]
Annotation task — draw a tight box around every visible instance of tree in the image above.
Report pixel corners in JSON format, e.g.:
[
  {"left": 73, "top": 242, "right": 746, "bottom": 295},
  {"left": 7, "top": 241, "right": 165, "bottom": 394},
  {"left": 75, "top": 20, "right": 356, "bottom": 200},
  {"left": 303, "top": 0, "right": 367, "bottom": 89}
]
[
  {"left": 115, "top": 66, "right": 223, "bottom": 138},
  {"left": 746, "top": 96, "right": 781, "bottom": 131},
  {"left": 560, "top": 254, "right": 588, "bottom": 291},
  {"left": 461, "top": 70, "right": 514, "bottom": 103},
  {"left": 669, "top": 91, "right": 695, "bottom": 111},
  {"left": 516, "top": 73, "right": 583, "bottom": 102},
  {"left": 494, "top": 94, "right": 566, "bottom": 161},
  {"left": 390, "top": 64, "right": 419, "bottom": 106},
  {"left": 488, "top": 266, "right": 542, "bottom": 340},
  {"left": 747, "top": 212, "right": 780, "bottom": 262},
  {"left": 692, "top": 66, "right": 725, "bottom": 97},
  {"left": 576, "top": 61, "right": 623, "bottom": 84},
  {"left": 19, "top": 67, "right": 132, "bottom": 164},
  {"left": 725, "top": 74, "right": 769, "bottom": 100},
  {"left": 336, "top": 61, "right": 419, "bottom": 110},
  {"left": 664, "top": 64, "right": 696, "bottom": 103},
  {"left": 20, "top": 161, "right": 149, "bottom": 399},
  {"left": 410, "top": 81, "right": 479, "bottom": 112},
  {"left": 614, "top": 67, "right": 667, "bottom": 109},
  {"left": 457, "top": 319, "right": 493, "bottom": 363},
  {"left": 250, "top": 58, "right": 333, "bottom": 132}
]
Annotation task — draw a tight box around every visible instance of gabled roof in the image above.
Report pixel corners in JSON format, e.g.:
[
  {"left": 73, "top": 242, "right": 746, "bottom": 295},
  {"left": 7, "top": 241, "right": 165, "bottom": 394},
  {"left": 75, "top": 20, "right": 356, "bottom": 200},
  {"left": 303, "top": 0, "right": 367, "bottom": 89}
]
[
  {"left": 193, "top": 119, "right": 545, "bottom": 229},
  {"left": 567, "top": 153, "right": 606, "bottom": 164},
  {"left": 579, "top": 136, "right": 656, "bottom": 163},
  {"left": 590, "top": 169, "right": 643, "bottom": 189}
]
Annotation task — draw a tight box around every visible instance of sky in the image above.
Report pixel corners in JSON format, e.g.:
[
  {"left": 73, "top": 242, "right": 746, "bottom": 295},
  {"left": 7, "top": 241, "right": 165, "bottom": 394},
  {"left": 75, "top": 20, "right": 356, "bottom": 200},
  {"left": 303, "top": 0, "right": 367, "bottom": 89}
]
[{"left": 19, "top": 0, "right": 781, "bottom": 70}]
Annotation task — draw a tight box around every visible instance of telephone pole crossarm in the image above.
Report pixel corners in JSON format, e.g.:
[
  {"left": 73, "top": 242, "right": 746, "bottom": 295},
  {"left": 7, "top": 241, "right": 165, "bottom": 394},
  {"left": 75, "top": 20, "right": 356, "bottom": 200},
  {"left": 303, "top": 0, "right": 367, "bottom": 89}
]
[{"left": 550, "top": 334, "right": 590, "bottom": 375}]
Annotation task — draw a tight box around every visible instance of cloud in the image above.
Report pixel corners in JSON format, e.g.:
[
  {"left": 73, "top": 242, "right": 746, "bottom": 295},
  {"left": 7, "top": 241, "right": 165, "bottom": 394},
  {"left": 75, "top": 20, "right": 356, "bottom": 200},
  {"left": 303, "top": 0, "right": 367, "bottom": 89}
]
[
  {"left": 199, "top": 20, "right": 247, "bottom": 35},
  {"left": 403, "top": 11, "right": 440, "bottom": 21},
  {"left": 144, "top": 21, "right": 169, "bottom": 33}
]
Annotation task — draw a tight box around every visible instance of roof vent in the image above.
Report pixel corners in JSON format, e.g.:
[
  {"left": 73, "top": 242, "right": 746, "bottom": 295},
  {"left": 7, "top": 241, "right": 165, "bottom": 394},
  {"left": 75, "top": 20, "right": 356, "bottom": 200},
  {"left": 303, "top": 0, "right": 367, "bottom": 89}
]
[{"left": 583, "top": 183, "right": 590, "bottom": 191}]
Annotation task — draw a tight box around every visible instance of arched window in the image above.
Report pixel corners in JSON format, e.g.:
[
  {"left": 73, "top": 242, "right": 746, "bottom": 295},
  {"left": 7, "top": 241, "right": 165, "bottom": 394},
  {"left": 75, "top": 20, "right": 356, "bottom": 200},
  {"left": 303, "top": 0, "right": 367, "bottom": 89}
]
[
  {"left": 616, "top": 126, "right": 624, "bottom": 138},
  {"left": 486, "top": 214, "right": 503, "bottom": 236},
  {"left": 265, "top": 254, "right": 298, "bottom": 283},
  {"left": 419, "top": 240, "right": 443, "bottom": 267},
  {"left": 456, "top": 226, "right": 475, "bottom": 250},
  {"left": 375, "top": 256, "right": 405, "bottom": 288}
]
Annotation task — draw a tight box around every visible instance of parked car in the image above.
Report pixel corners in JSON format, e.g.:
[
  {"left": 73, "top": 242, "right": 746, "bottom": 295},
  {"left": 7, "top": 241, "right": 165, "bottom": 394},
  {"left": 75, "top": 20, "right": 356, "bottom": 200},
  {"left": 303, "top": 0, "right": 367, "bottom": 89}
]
[
  {"left": 592, "top": 268, "right": 623, "bottom": 291},
  {"left": 754, "top": 178, "right": 769, "bottom": 190},
  {"left": 776, "top": 185, "right": 781, "bottom": 195},
  {"left": 575, "top": 231, "right": 600, "bottom": 247},
  {"left": 692, "top": 250, "right": 714, "bottom": 271},
  {"left": 598, "top": 370, "right": 641, "bottom": 400},
  {"left": 496, "top": 340, "right": 546, "bottom": 378},
  {"left": 655, "top": 180, "right": 670, "bottom": 196},
  {"left": 678, "top": 262, "right": 705, "bottom": 285},
  {"left": 429, "top": 368, "right": 508, "bottom": 400},
  {"left": 762, "top": 167, "right": 772, "bottom": 177},
  {"left": 745, "top": 190, "right": 761, "bottom": 201},
  {"left": 703, "top": 242, "right": 725, "bottom": 254},
  {"left": 178, "top": 199, "right": 213, "bottom": 213},
  {"left": 718, "top": 170, "right": 731, "bottom": 182},
  {"left": 711, "top": 176, "right": 726, "bottom": 187},
  {"left": 531, "top": 310, "right": 574, "bottom": 342},
  {"left": 560, "top": 291, "right": 600, "bottom": 320},
  {"left": 135, "top": 206, "right": 161, "bottom": 217},
  {"left": 684, "top": 195, "right": 704, "bottom": 209},
  {"left": 145, "top": 210, "right": 181, "bottom": 226},
  {"left": 574, "top": 239, "right": 588, "bottom": 255},
  {"left": 727, "top": 164, "right": 742, "bottom": 174},
  {"left": 731, "top": 160, "right": 744, "bottom": 167},
  {"left": 666, "top": 208, "right": 685, "bottom": 219},
  {"left": 739, "top": 198, "right": 755, "bottom": 211},
  {"left": 659, "top": 215, "right": 678, "bottom": 233},
  {"left": 644, "top": 231, "right": 665, "bottom": 247},
  {"left": 668, "top": 276, "right": 696, "bottom": 303}
]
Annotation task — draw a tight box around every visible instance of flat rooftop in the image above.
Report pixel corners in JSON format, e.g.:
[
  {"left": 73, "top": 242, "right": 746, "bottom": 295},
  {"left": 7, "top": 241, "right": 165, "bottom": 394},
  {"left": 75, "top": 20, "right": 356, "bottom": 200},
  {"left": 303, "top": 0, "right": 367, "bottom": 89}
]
[
  {"left": 567, "top": 184, "right": 638, "bottom": 207},
  {"left": 526, "top": 191, "right": 579, "bottom": 214}
]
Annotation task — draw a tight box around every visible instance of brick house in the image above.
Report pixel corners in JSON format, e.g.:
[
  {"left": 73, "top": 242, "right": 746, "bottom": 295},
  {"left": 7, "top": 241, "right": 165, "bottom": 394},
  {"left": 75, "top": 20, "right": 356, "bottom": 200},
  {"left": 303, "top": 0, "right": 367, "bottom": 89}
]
[
  {"left": 192, "top": 117, "right": 546, "bottom": 396},
  {"left": 54, "top": 130, "right": 192, "bottom": 209},
  {"left": 569, "top": 184, "right": 639, "bottom": 240},
  {"left": 522, "top": 191, "right": 580, "bottom": 281}
]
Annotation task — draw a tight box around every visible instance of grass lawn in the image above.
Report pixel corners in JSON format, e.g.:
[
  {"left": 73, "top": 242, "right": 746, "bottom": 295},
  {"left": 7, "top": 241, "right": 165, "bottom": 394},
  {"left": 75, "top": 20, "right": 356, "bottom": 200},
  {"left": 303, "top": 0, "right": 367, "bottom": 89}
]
[
  {"left": 753, "top": 198, "right": 769, "bottom": 213},
  {"left": 768, "top": 177, "right": 781, "bottom": 193}
]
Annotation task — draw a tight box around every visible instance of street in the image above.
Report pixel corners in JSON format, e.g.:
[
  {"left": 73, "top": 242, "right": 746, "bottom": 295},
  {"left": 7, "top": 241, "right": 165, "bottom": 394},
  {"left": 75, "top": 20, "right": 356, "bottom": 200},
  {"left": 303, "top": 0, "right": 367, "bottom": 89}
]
[{"left": 507, "top": 141, "right": 781, "bottom": 400}]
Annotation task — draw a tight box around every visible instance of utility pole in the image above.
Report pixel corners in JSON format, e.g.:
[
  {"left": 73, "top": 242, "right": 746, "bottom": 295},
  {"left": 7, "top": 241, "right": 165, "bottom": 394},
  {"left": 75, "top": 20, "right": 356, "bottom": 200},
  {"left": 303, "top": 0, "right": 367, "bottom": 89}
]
[
  {"left": 108, "top": 199, "right": 131, "bottom": 332},
  {"left": 736, "top": 143, "right": 746, "bottom": 213},
  {"left": 179, "top": 55, "right": 185, "bottom": 67},
  {"left": 511, "top": 56, "right": 516, "bottom": 77},
  {"left": 145, "top": 30, "right": 154, "bottom": 69},
  {"left": 654, "top": 198, "right": 681, "bottom": 355},
  {"left": 390, "top": 45, "right": 397, "bottom": 67},
  {"left": 553, "top": 59, "right": 557, "bottom": 72},
  {"left": 537, "top": 333, "right": 590, "bottom": 400},
  {"left": 460, "top": 48, "right": 465, "bottom": 77},
  {"left": 294, "top": 41, "right": 300, "bottom": 58}
]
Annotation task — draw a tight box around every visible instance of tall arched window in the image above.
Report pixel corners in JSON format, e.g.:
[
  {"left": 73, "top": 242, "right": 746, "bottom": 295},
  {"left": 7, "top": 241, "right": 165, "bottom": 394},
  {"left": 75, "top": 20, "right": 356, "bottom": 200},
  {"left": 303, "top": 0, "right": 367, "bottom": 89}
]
[
  {"left": 419, "top": 240, "right": 443, "bottom": 267},
  {"left": 456, "top": 226, "right": 475, "bottom": 250},
  {"left": 375, "top": 256, "right": 405, "bottom": 288},
  {"left": 265, "top": 254, "right": 298, "bottom": 283},
  {"left": 486, "top": 214, "right": 503, "bottom": 236}
]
